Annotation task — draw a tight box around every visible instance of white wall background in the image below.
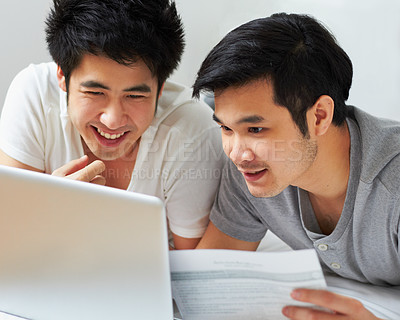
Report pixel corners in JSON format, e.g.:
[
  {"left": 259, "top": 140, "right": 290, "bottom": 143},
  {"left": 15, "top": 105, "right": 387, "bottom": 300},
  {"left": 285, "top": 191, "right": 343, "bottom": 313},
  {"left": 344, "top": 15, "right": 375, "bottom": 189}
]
[
  {"left": 1, "top": 0, "right": 400, "bottom": 120},
  {"left": 0, "top": 0, "right": 52, "bottom": 108}
]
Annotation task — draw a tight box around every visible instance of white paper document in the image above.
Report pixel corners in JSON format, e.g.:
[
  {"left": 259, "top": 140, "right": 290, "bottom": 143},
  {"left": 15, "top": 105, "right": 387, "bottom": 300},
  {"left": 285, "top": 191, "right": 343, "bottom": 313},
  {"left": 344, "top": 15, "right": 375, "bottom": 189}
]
[{"left": 170, "top": 249, "right": 326, "bottom": 320}]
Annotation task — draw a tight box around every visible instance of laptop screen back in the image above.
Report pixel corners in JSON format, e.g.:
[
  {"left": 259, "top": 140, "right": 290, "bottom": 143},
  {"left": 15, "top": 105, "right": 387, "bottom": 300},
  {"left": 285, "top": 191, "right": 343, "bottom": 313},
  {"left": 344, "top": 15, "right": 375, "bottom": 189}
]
[{"left": 0, "top": 165, "right": 172, "bottom": 320}]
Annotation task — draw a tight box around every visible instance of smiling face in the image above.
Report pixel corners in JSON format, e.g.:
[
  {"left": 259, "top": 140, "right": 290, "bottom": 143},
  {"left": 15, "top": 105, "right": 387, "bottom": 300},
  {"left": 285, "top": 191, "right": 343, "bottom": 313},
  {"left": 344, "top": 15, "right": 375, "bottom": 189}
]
[
  {"left": 57, "top": 54, "right": 160, "bottom": 162},
  {"left": 214, "top": 79, "right": 318, "bottom": 197}
]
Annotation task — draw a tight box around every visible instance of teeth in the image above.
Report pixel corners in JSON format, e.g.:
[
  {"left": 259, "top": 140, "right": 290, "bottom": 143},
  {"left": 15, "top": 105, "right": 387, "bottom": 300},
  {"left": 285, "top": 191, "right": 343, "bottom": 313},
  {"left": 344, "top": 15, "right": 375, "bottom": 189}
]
[
  {"left": 243, "top": 169, "right": 264, "bottom": 174},
  {"left": 97, "top": 128, "right": 125, "bottom": 140}
]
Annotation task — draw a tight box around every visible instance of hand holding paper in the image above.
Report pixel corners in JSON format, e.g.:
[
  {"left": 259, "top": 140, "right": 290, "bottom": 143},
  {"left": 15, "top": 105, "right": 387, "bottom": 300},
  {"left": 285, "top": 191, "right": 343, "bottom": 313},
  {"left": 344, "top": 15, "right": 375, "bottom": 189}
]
[
  {"left": 283, "top": 288, "right": 382, "bottom": 319},
  {"left": 170, "top": 249, "right": 327, "bottom": 320}
]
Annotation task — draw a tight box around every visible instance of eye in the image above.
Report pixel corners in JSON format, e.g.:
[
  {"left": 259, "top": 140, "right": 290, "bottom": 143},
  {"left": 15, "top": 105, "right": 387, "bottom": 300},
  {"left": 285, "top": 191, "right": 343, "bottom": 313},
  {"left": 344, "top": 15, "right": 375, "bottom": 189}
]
[
  {"left": 220, "top": 125, "right": 232, "bottom": 132},
  {"left": 248, "top": 127, "right": 263, "bottom": 134},
  {"left": 86, "top": 91, "right": 103, "bottom": 96},
  {"left": 127, "top": 94, "right": 145, "bottom": 99}
]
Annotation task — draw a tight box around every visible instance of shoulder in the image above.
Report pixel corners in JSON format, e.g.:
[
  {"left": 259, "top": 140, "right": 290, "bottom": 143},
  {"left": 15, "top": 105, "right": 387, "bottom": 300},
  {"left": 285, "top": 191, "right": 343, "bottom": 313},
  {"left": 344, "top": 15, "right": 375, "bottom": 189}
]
[
  {"left": 6, "top": 62, "right": 60, "bottom": 111},
  {"left": 155, "top": 80, "right": 217, "bottom": 138},
  {"left": 373, "top": 154, "right": 400, "bottom": 197},
  {"left": 141, "top": 81, "right": 224, "bottom": 177},
  {"left": 352, "top": 106, "right": 400, "bottom": 191},
  {"left": 12, "top": 62, "right": 58, "bottom": 92}
]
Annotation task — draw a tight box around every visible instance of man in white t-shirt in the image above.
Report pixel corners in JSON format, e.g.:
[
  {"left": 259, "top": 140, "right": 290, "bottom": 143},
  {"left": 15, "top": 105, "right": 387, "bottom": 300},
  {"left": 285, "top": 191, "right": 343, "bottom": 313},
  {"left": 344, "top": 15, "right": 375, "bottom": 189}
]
[{"left": 0, "top": 0, "right": 224, "bottom": 249}]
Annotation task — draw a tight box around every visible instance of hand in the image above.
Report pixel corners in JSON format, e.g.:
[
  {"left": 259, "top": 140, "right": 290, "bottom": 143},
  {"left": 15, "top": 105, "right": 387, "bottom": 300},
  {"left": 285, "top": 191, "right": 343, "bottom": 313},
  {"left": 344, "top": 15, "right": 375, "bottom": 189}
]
[
  {"left": 282, "top": 288, "right": 382, "bottom": 320},
  {"left": 52, "top": 155, "right": 106, "bottom": 185}
]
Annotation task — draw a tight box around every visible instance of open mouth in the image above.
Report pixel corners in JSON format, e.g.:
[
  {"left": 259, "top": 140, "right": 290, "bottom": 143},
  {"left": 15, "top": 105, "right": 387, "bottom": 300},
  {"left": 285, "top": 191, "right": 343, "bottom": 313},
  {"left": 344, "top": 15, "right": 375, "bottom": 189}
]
[
  {"left": 91, "top": 126, "right": 128, "bottom": 145},
  {"left": 242, "top": 169, "right": 267, "bottom": 182},
  {"left": 96, "top": 128, "right": 125, "bottom": 140}
]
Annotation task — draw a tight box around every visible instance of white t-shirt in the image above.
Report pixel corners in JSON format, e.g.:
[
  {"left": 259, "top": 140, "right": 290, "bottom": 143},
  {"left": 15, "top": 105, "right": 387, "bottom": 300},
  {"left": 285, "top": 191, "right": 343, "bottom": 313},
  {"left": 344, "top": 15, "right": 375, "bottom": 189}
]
[{"left": 0, "top": 62, "right": 225, "bottom": 239}]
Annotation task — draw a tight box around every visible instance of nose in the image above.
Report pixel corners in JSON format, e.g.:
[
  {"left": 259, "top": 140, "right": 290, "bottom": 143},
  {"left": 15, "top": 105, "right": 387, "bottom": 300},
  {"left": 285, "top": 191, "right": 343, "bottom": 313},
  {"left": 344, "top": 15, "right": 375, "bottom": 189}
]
[
  {"left": 99, "top": 100, "right": 128, "bottom": 130},
  {"left": 227, "top": 136, "right": 255, "bottom": 164}
]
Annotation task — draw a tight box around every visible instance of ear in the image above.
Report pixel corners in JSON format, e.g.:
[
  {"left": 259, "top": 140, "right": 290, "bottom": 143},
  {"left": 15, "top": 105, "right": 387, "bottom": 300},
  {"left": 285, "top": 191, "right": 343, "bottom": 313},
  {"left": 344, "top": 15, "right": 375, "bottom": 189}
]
[
  {"left": 56, "top": 65, "right": 67, "bottom": 92},
  {"left": 307, "top": 95, "right": 334, "bottom": 137}
]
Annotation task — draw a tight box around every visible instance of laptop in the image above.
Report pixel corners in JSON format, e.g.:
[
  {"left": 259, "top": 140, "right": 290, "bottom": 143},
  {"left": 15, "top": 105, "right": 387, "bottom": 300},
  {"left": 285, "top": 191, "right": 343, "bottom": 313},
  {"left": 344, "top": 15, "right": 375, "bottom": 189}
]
[{"left": 0, "top": 164, "right": 173, "bottom": 320}]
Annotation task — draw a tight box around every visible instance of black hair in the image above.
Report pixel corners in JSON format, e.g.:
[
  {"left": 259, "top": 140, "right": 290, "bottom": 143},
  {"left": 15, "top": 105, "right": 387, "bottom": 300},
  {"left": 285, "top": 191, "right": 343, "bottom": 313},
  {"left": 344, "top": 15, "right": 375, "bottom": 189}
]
[
  {"left": 45, "top": 0, "right": 185, "bottom": 90},
  {"left": 193, "top": 13, "right": 353, "bottom": 136}
]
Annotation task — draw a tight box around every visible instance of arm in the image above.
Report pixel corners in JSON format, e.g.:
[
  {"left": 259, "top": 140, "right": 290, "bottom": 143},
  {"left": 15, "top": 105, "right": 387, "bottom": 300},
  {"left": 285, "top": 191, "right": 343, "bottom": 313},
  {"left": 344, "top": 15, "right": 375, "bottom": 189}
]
[
  {"left": 282, "top": 289, "right": 383, "bottom": 320},
  {"left": 0, "top": 148, "right": 43, "bottom": 172},
  {"left": 161, "top": 123, "right": 226, "bottom": 250},
  {"left": 171, "top": 233, "right": 201, "bottom": 250},
  {"left": 196, "top": 221, "right": 260, "bottom": 251}
]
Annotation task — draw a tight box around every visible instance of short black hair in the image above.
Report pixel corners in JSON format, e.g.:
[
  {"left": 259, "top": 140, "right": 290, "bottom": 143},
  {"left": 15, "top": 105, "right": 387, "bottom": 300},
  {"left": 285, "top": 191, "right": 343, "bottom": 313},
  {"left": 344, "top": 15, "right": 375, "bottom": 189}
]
[
  {"left": 193, "top": 13, "right": 353, "bottom": 136},
  {"left": 45, "top": 0, "right": 185, "bottom": 90}
]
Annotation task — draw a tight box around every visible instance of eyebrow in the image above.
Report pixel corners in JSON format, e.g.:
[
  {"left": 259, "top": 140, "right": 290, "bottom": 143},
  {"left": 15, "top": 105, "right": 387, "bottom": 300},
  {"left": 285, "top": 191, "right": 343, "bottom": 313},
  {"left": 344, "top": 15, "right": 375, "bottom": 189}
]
[
  {"left": 237, "top": 115, "right": 265, "bottom": 124},
  {"left": 212, "top": 114, "right": 222, "bottom": 123},
  {"left": 123, "top": 84, "right": 151, "bottom": 93},
  {"left": 80, "top": 81, "right": 152, "bottom": 93},
  {"left": 213, "top": 113, "right": 265, "bottom": 125},
  {"left": 81, "top": 80, "right": 109, "bottom": 90}
]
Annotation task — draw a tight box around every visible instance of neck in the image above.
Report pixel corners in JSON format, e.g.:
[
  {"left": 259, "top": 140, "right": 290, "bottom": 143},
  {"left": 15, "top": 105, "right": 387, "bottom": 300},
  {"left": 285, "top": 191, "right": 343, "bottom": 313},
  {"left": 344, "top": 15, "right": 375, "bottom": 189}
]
[
  {"left": 297, "top": 121, "right": 351, "bottom": 203},
  {"left": 296, "top": 122, "right": 351, "bottom": 234}
]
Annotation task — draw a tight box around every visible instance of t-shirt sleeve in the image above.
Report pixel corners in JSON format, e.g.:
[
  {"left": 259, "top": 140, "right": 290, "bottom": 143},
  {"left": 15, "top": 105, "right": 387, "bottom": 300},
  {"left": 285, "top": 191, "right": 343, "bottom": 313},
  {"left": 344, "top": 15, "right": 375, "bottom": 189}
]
[
  {"left": 163, "top": 125, "right": 225, "bottom": 239},
  {"left": 210, "top": 159, "right": 268, "bottom": 242},
  {"left": 397, "top": 198, "right": 400, "bottom": 252},
  {"left": 0, "top": 65, "right": 46, "bottom": 170}
]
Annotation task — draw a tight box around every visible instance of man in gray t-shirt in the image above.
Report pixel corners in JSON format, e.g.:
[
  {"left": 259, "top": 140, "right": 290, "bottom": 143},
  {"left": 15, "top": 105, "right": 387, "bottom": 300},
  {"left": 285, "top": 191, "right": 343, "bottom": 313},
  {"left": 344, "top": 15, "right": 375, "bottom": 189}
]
[{"left": 192, "top": 13, "right": 399, "bottom": 320}]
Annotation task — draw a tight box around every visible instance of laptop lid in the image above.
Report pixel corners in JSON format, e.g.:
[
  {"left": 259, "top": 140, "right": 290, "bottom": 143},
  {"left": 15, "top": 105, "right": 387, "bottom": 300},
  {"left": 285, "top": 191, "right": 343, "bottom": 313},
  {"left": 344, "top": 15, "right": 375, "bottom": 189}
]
[{"left": 0, "top": 165, "right": 173, "bottom": 320}]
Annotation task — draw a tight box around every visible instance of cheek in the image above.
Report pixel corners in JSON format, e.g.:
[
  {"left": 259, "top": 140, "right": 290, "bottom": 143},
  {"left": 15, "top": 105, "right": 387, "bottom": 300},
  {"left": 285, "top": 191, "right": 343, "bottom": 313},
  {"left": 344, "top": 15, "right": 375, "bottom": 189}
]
[
  {"left": 68, "top": 105, "right": 97, "bottom": 127},
  {"left": 253, "top": 141, "right": 270, "bottom": 159},
  {"left": 128, "top": 104, "right": 155, "bottom": 126},
  {"left": 68, "top": 96, "right": 100, "bottom": 123},
  {"left": 254, "top": 140, "right": 299, "bottom": 163},
  {"left": 250, "top": 140, "right": 283, "bottom": 163},
  {"left": 221, "top": 136, "right": 231, "bottom": 156}
]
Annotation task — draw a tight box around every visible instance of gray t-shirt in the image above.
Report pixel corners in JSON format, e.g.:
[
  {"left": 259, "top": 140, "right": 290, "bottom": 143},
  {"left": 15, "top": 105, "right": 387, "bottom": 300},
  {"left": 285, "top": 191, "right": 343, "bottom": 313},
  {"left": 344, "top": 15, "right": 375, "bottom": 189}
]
[{"left": 211, "top": 106, "right": 400, "bottom": 286}]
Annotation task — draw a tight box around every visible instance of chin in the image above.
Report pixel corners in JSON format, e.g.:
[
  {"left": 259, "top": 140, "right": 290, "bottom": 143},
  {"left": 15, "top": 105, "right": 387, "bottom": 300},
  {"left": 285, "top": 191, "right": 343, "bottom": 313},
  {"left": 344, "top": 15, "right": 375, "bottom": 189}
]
[
  {"left": 88, "top": 148, "right": 121, "bottom": 161},
  {"left": 96, "top": 152, "right": 122, "bottom": 161},
  {"left": 247, "top": 184, "right": 284, "bottom": 198},
  {"left": 87, "top": 139, "right": 134, "bottom": 161}
]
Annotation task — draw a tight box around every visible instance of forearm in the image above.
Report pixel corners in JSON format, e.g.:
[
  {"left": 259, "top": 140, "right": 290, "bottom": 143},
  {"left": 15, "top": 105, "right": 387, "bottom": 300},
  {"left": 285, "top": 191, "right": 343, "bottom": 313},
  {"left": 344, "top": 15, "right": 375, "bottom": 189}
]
[{"left": 196, "top": 221, "right": 259, "bottom": 251}]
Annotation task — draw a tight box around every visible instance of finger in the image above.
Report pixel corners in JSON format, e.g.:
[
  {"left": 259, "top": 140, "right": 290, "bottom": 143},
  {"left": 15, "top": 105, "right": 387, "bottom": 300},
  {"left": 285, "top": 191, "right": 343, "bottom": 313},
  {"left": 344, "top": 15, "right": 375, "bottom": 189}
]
[
  {"left": 52, "top": 155, "right": 89, "bottom": 177},
  {"left": 83, "top": 160, "right": 106, "bottom": 181},
  {"left": 90, "top": 175, "right": 106, "bottom": 186},
  {"left": 282, "top": 305, "right": 337, "bottom": 320},
  {"left": 290, "top": 289, "right": 370, "bottom": 317},
  {"left": 69, "top": 160, "right": 106, "bottom": 182}
]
